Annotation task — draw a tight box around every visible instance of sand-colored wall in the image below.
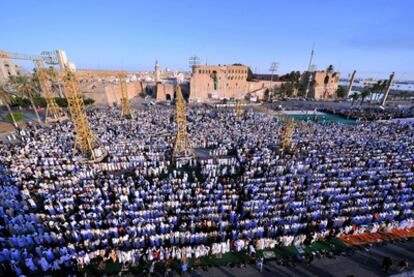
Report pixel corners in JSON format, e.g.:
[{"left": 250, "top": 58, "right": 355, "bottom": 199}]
[{"left": 78, "top": 80, "right": 147, "bottom": 106}]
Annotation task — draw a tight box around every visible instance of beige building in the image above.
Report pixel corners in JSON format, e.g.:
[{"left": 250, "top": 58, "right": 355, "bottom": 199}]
[
  {"left": 189, "top": 65, "right": 250, "bottom": 102},
  {"left": 301, "top": 70, "right": 340, "bottom": 99},
  {"left": 0, "top": 57, "right": 21, "bottom": 83}
]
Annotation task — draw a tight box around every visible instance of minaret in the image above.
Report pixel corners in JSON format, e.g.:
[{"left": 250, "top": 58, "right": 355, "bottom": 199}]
[{"left": 154, "top": 60, "right": 160, "bottom": 82}]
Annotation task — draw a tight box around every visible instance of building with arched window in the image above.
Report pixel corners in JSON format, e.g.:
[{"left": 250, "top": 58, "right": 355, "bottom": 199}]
[
  {"left": 189, "top": 64, "right": 250, "bottom": 102},
  {"left": 300, "top": 70, "right": 340, "bottom": 99}
]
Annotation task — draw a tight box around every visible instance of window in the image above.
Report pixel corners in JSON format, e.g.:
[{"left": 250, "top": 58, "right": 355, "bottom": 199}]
[{"left": 199, "top": 70, "right": 201, "bottom": 74}]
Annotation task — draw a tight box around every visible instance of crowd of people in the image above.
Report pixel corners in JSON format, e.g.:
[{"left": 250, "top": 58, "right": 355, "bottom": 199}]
[
  {"left": 320, "top": 106, "right": 414, "bottom": 121},
  {"left": 1, "top": 105, "right": 414, "bottom": 275}
]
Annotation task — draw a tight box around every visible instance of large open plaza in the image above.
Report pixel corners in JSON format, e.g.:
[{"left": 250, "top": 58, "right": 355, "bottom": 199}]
[{"left": 1, "top": 98, "right": 414, "bottom": 276}]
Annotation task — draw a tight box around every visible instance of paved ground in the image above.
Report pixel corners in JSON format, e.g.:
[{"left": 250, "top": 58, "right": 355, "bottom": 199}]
[{"left": 183, "top": 240, "right": 414, "bottom": 277}]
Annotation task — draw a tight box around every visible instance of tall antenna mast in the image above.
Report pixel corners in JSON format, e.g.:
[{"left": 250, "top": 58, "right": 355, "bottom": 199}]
[
  {"left": 305, "top": 44, "right": 316, "bottom": 98},
  {"left": 189, "top": 55, "right": 200, "bottom": 70},
  {"left": 307, "top": 43, "right": 315, "bottom": 71}
]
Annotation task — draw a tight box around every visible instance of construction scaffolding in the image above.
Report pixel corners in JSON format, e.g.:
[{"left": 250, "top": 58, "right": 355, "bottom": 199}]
[
  {"left": 34, "top": 60, "right": 68, "bottom": 123},
  {"left": 62, "top": 69, "right": 101, "bottom": 161},
  {"left": 118, "top": 72, "right": 132, "bottom": 118},
  {"left": 173, "top": 85, "right": 194, "bottom": 160},
  {"left": 281, "top": 117, "right": 295, "bottom": 151},
  {"left": 235, "top": 99, "right": 242, "bottom": 117}
]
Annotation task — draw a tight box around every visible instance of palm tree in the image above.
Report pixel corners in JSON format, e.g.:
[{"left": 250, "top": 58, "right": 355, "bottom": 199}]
[
  {"left": 360, "top": 88, "right": 371, "bottom": 106},
  {"left": 350, "top": 93, "right": 360, "bottom": 106},
  {"left": 323, "top": 74, "right": 330, "bottom": 98},
  {"left": 0, "top": 83, "right": 18, "bottom": 127},
  {"left": 285, "top": 71, "right": 301, "bottom": 97},
  {"left": 10, "top": 75, "right": 42, "bottom": 124},
  {"left": 377, "top": 80, "right": 388, "bottom": 104}
]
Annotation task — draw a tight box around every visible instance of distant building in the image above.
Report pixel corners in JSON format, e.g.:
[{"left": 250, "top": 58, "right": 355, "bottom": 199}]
[
  {"left": 0, "top": 57, "right": 21, "bottom": 83},
  {"left": 300, "top": 70, "right": 340, "bottom": 99}
]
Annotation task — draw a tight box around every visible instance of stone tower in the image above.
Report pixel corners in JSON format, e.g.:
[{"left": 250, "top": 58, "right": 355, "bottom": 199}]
[{"left": 154, "top": 60, "right": 160, "bottom": 82}]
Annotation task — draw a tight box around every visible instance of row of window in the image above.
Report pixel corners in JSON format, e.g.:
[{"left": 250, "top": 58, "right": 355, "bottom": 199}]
[
  {"left": 197, "top": 69, "right": 247, "bottom": 75},
  {"left": 228, "top": 76, "right": 244, "bottom": 80}
]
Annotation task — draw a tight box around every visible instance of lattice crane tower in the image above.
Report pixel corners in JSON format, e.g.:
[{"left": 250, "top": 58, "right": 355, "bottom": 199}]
[
  {"left": 173, "top": 85, "right": 194, "bottom": 160},
  {"left": 281, "top": 117, "right": 295, "bottom": 151},
  {"left": 235, "top": 99, "right": 242, "bottom": 117},
  {"left": 62, "top": 69, "right": 99, "bottom": 160},
  {"left": 118, "top": 71, "right": 132, "bottom": 118},
  {"left": 34, "top": 60, "right": 68, "bottom": 123}
]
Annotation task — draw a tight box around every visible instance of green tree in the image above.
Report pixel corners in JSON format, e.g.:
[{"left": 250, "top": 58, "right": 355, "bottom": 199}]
[
  {"left": 247, "top": 67, "right": 254, "bottom": 81},
  {"left": 263, "top": 88, "right": 270, "bottom": 100},
  {"left": 83, "top": 98, "right": 95, "bottom": 106},
  {"left": 0, "top": 84, "right": 18, "bottom": 127},
  {"left": 55, "top": 97, "right": 68, "bottom": 107},
  {"left": 376, "top": 80, "right": 388, "bottom": 103},
  {"left": 350, "top": 93, "right": 360, "bottom": 106},
  {"left": 281, "top": 82, "right": 294, "bottom": 97},
  {"left": 360, "top": 88, "right": 371, "bottom": 105},
  {"left": 282, "top": 71, "right": 301, "bottom": 97},
  {"left": 323, "top": 74, "right": 330, "bottom": 98},
  {"left": 10, "top": 75, "right": 42, "bottom": 124},
  {"left": 336, "top": 86, "right": 347, "bottom": 98}
]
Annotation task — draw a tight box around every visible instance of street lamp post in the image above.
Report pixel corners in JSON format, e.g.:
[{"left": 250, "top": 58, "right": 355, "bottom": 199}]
[{"left": 269, "top": 62, "right": 279, "bottom": 100}]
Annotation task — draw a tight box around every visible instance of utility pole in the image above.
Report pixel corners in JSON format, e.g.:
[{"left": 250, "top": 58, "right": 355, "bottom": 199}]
[
  {"left": 269, "top": 62, "right": 279, "bottom": 100},
  {"left": 346, "top": 70, "right": 357, "bottom": 97},
  {"left": 307, "top": 45, "right": 315, "bottom": 72},
  {"left": 380, "top": 72, "right": 395, "bottom": 106}
]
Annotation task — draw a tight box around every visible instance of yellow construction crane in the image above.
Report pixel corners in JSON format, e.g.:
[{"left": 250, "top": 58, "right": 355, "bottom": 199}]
[
  {"left": 34, "top": 60, "right": 68, "bottom": 123},
  {"left": 281, "top": 117, "right": 295, "bottom": 151},
  {"left": 74, "top": 70, "right": 132, "bottom": 118},
  {"left": 173, "top": 85, "right": 194, "bottom": 160},
  {"left": 118, "top": 71, "right": 132, "bottom": 118},
  {"left": 62, "top": 68, "right": 101, "bottom": 161},
  {"left": 235, "top": 99, "right": 242, "bottom": 117}
]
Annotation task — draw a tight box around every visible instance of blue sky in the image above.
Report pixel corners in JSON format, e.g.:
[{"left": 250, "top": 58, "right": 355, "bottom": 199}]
[{"left": 1, "top": 0, "right": 413, "bottom": 79}]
